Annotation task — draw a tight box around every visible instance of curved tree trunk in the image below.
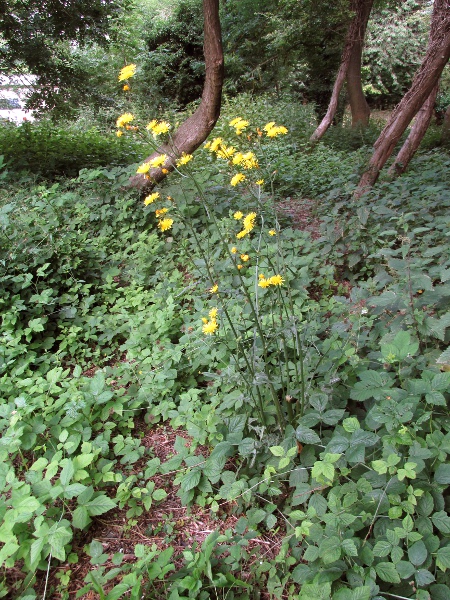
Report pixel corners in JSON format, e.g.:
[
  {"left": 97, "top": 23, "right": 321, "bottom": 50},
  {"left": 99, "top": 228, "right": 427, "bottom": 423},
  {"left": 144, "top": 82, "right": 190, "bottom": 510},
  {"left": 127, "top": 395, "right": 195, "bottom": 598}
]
[
  {"left": 442, "top": 104, "right": 450, "bottom": 143},
  {"left": 355, "top": 0, "right": 450, "bottom": 198},
  {"left": 129, "top": 0, "right": 224, "bottom": 190},
  {"left": 347, "top": 0, "right": 372, "bottom": 128},
  {"left": 388, "top": 83, "right": 439, "bottom": 176},
  {"left": 310, "top": 0, "right": 374, "bottom": 141}
]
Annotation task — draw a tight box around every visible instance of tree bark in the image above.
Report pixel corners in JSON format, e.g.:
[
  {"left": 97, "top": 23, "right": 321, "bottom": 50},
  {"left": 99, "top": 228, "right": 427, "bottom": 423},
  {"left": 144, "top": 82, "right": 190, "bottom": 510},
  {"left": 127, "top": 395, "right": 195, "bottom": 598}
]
[
  {"left": 310, "top": 0, "right": 374, "bottom": 141},
  {"left": 129, "top": 0, "right": 224, "bottom": 190},
  {"left": 442, "top": 104, "right": 450, "bottom": 143},
  {"left": 346, "top": 0, "right": 373, "bottom": 128},
  {"left": 355, "top": 0, "right": 450, "bottom": 198},
  {"left": 388, "top": 83, "right": 439, "bottom": 176}
]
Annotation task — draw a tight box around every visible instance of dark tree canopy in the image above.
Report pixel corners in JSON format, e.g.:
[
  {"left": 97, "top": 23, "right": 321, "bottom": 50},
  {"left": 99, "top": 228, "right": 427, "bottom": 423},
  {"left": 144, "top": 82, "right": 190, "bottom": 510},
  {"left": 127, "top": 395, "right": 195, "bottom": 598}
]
[{"left": 0, "top": 0, "right": 129, "bottom": 111}]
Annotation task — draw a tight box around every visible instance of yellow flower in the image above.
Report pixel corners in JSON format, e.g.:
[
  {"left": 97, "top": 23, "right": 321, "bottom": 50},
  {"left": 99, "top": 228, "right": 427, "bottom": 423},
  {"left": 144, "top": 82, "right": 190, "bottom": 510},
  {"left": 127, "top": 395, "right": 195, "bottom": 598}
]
[
  {"left": 266, "top": 125, "right": 288, "bottom": 138},
  {"left": 258, "top": 278, "right": 271, "bottom": 288},
  {"left": 263, "top": 121, "right": 276, "bottom": 132},
  {"left": 176, "top": 153, "right": 193, "bottom": 166},
  {"left": 256, "top": 179, "right": 264, "bottom": 186},
  {"left": 216, "top": 145, "right": 236, "bottom": 159},
  {"left": 209, "top": 137, "right": 223, "bottom": 152},
  {"left": 241, "top": 152, "right": 259, "bottom": 169},
  {"left": 149, "top": 154, "right": 168, "bottom": 168},
  {"left": 236, "top": 229, "right": 248, "bottom": 239},
  {"left": 123, "top": 84, "right": 130, "bottom": 91},
  {"left": 116, "top": 113, "right": 134, "bottom": 128},
  {"left": 204, "top": 141, "right": 211, "bottom": 149},
  {"left": 146, "top": 119, "right": 158, "bottom": 131},
  {"left": 158, "top": 218, "right": 174, "bottom": 232},
  {"left": 118, "top": 64, "right": 136, "bottom": 81},
  {"left": 155, "top": 208, "right": 169, "bottom": 217},
  {"left": 137, "top": 162, "right": 151, "bottom": 174},
  {"left": 243, "top": 212, "right": 257, "bottom": 231},
  {"left": 116, "top": 130, "right": 123, "bottom": 137},
  {"left": 202, "top": 317, "right": 208, "bottom": 324},
  {"left": 144, "top": 192, "right": 160, "bottom": 205},
  {"left": 269, "top": 229, "right": 277, "bottom": 236},
  {"left": 209, "top": 284, "right": 219, "bottom": 293},
  {"left": 152, "top": 121, "right": 171, "bottom": 137},
  {"left": 209, "top": 307, "right": 218, "bottom": 319},
  {"left": 202, "top": 319, "right": 218, "bottom": 335},
  {"left": 259, "top": 274, "right": 266, "bottom": 280},
  {"left": 237, "top": 264, "right": 243, "bottom": 269},
  {"left": 240, "top": 254, "right": 249, "bottom": 262},
  {"left": 268, "top": 274, "right": 284, "bottom": 286},
  {"left": 231, "top": 173, "right": 246, "bottom": 186},
  {"left": 229, "top": 117, "right": 244, "bottom": 126},
  {"left": 231, "top": 247, "right": 237, "bottom": 254},
  {"left": 162, "top": 168, "right": 169, "bottom": 174},
  {"left": 233, "top": 211, "right": 243, "bottom": 220},
  {"left": 232, "top": 152, "right": 244, "bottom": 166}
]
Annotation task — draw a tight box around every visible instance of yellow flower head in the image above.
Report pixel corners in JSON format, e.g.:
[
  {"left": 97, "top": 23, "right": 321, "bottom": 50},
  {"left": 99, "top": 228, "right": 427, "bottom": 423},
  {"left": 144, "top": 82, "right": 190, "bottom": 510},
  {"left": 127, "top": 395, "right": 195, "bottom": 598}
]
[
  {"left": 241, "top": 152, "right": 259, "bottom": 170},
  {"left": 144, "top": 192, "right": 160, "bottom": 205},
  {"left": 202, "top": 319, "right": 218, "bottom": 335},
  {"left": 231, "top": 247, "right": 238, "bottom": 254},
  {"left": 209, "top": 307, "right": 218, "bottom": 319},
  {"left": 256, "top": 179, "right": 264, "bottom": 186},
  {"left": 116, "top": 113, "right": 134, "bottom": 128},
  {"left": 263, "top": 121, "right": 276, "bottom": 132},
  {"left": 231, "top": 173, "right": 246, "bottom": 187},
  {"left": 152, "top": 121, "right": 171, "bottom": 137},
  {"left": 204, "top": 141, "right": 211, "bottom": 149},
  {"left": 137, "top": 162, "right": 151, "bottom": 174},
  {"left": 268, "top": 274, "right": 284, "bottom": 286},
  {"left": 243, "top": 212, "right": 257, "bottom": 232},
  {"left": 233, "top": 211, "right": 243, "bottom": 220},
  {"left": 236, "top": 229, "right": 249, "bottom": 239},
  {"left": 209, "top": 284, "right": 219, "bottom": 294},
  {"left": 123, "top": 84, "right": 130, "bottom": 92},
  {"left": 118, "top": 64, "right": 136, "bottom": 81},
  {"left": 202, "top": 317, "right": 208, "bottom": 324},
  {"left": 259, "top": 274, "right": 266, "bottom": 280},
  {"left": 266, "top": 125, "right": 288, "bottom": 138},
  {"left": 116, "top": 130, "right": 123, "bottom": 137},
  {"left": 158, "top": 218, "right": 174, "bottom": 232},
  {"left": 258, "top": 278, "right": 271, "bottom": 288},
  {"left": 209, "top": 137, "right": 223, "bottom": 152},
  {"left": 149, "top": 154, "right": 168, "bottom": 168},
  {"left": 232, "top": 152, "right": 244, "bottom": 166},
  {"left": 237, "top": 264, "right": 243, "bottom": 269},
  {"left": 229, "top": 117, "right": 244, "bottom": 126},
  {"left": 146, "top": 119, "right": 158, "bottom": 131},
  {"left": 240, "top": 254, "right": 249, "bottom": 262},
  {"left": 176, "top": 153, "right": 193, "bottom": 166},
  {"left": 155, "top": 208, "right": 169, "bottom": 217},
  {"left": 216, "top": 145, "right": 236, "bottom": 159},
  {"left": 269, "top": 229, "right": 277, "bottom": 236}
]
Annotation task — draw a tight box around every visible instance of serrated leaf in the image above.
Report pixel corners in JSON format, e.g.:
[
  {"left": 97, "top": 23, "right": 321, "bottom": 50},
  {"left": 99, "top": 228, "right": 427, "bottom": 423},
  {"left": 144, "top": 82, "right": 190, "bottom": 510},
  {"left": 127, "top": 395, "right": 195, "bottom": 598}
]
[
  {"left": 85, "top": 494, "right": 116, "bottom": 516},
  {"left": 341, "top": 538, "right": 358, "bottom": 557},
  {"left": 319, "top": 536, "right": 341, "bottom": 564},
  {"left": 296, "top": 426, "right": 321, "bottom": 445},
  {"left": 432, "top": 511, "right": 450, "bottom": 534},
  {"left": 373, "top": 540, "right": 392, "bottom": 557},
  {"left": 396, "top": 560, "right": 415, "bottom": 579},
  {"left": 415, "top": 569, "right": 435, "bottom": 587},
  {"left": 152, "top": 489, "right": 167, "bottom": 501},
  {"left": 60, "top": 460, "right": 74, "bottom": 487},
  {"left": 408, "top": 540, "right": 427, "bottom": 566},
  {"left": 436, "top": 546, "right": 450, "bottom": 570},
  {"left": 181, "top": 469, "right": 201, "bottom": 492},
  {"left": 435, "top": 464, "right": 450, "bottom": 485},
  {"left": 72, "top": 506, "right": 91, "bottom": 529},
  {"left": 270, "top": 446, "right": 285, "bottom": 457},
  {"left": 375, "top": 561, "right": 401, "bottom": 583},
  {"left": 350, "top": 370, "right": 392, "bottom": 401}
]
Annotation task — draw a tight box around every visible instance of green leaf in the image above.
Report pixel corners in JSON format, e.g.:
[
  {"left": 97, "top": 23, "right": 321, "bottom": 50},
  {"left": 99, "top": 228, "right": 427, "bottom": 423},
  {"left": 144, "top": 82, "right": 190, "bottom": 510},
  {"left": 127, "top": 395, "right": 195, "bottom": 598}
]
[
  {"left": 432, "top": 511, "right": 450, "bottom": 534},
  {"left": 408, "top": 540, "right": 427, "bottom": 566},
  {"left": 85, "top": 494, "right": 116, "bottom": 516},
  {"left": 373, "top": 540, "right": 392, "bottom": 557},
  {"left": 435, "top": 464, "right": 450, "bottom": 485},
  {"left": 72, "top": 506, "right": 91, "bottom": 530},
  {"left": 351, "top": 370, "right": 392, "bottom": 401},
  {"left": 319, "top": 536, "right": 341, "bottom": 564},
  {"left": 296, "top": 426, "right": 321, "bottom": 445},
  {"left": 415, "top": 569, "right": 435, "bottom": 587},
  {"left": 341, "top": 538, "right": 358, "bottom": 557},
  {"left": 152, "top": 489, "right": 167, "bottom": 501},
  {"left": 436, "top": 546, "right": 450, "bottom": 570},
  {"left": 269, "top": 446, "right": 285, "bottom": 457},
  {"left": 396, "top": 560, "right": 415, "bottom": 579},
  {"left": 375, "top": 561, "right": 401, "bottom": 583},
  {"left": 60, "top": 460, "right": 74, "bottom": 487},
  {"left": 181, "top": 469, "right": 201, "bottom": 492},
  {"left": 342, "top": 417, "right": 360, "bottom": 433}
]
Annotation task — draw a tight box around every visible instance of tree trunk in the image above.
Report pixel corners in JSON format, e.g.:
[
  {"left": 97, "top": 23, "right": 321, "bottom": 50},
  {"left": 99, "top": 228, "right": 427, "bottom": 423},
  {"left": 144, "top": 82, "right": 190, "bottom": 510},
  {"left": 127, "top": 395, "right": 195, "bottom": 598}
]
[
  {"left": 129, "top": 0, "right": 224, "bottom": 190},
  {"left": 310, "top": 0, "right": 374, "bottom": 141},
  {"left": 355, "top": 0, "right": 450, "bottom": 198},
  {"left": 347, "top": 0, "right": 373, "bottom": 128},
  {"left": 388, "top": 83, "right": 439, "bottom": 176},
  {"left": 442, "top": 104, "right": 450, "bottom": 143}
]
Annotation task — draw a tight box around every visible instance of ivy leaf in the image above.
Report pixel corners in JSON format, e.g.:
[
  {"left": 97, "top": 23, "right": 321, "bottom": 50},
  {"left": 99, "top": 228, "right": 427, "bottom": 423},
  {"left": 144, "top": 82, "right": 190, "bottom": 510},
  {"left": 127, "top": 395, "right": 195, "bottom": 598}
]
[{"left": 375, "top": 561, "right": 401, "bottom": 583}]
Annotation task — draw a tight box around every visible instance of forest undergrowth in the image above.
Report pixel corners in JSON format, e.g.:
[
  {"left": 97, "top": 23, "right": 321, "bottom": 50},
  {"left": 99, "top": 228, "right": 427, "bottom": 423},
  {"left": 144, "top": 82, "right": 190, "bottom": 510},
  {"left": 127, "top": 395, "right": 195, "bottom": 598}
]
[{"left": 1, "top": 96, "right": 450, "bottom": 600}]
